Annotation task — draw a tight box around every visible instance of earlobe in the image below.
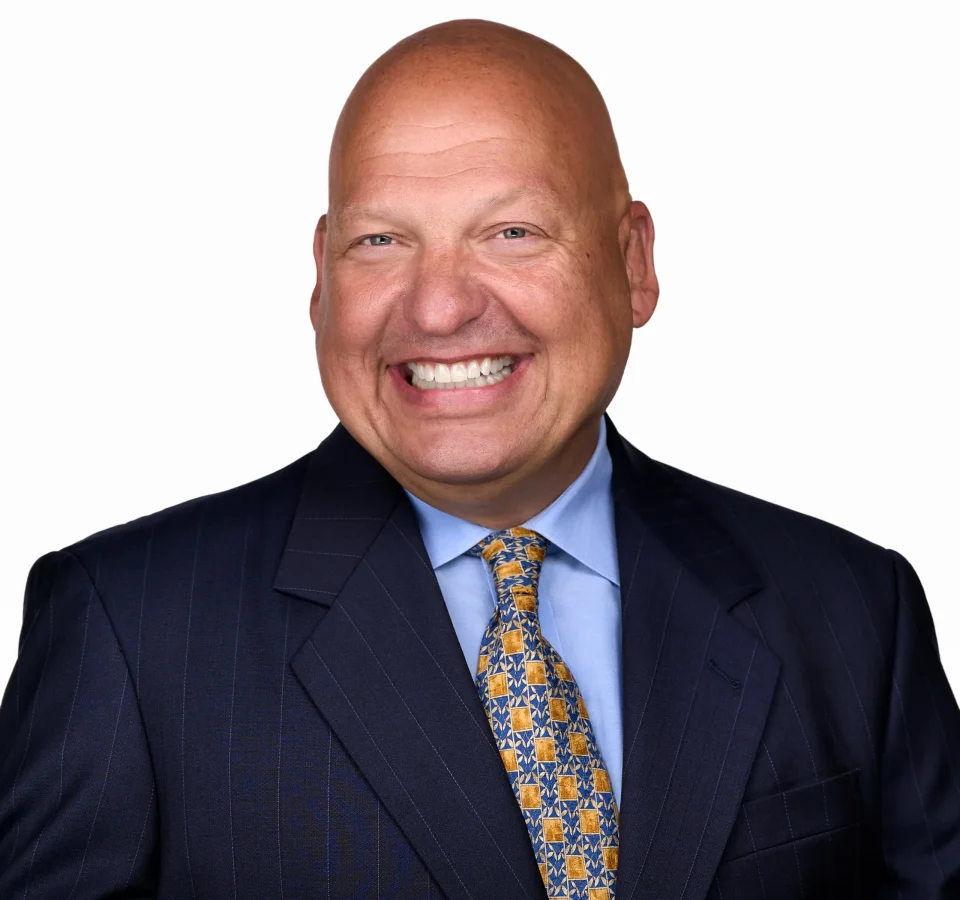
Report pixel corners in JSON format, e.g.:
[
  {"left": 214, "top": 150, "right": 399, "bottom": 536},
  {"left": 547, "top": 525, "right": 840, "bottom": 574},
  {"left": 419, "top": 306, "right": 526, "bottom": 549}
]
[
  {"left": 310, "top": 215, "right": 327, "bottom": 328},
  {"left": 624, "top": 201, "right": 659, "bottom": 328}
]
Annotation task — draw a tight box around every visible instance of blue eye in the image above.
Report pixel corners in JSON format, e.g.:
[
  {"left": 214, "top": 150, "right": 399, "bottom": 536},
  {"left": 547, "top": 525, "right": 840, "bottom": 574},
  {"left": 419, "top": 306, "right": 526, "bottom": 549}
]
[
  {"left": 362, "top": 235, "right": 394, "bottom": 246},
  {"left": 499, "top": 227, "right": 528, "bottom": 239}
]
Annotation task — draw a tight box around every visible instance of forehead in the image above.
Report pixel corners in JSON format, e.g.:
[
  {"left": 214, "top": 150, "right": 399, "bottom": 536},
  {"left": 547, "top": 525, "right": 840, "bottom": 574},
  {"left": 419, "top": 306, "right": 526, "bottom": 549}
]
[{"left": 331, "top": 84, "right": 583, "bottom": 213}]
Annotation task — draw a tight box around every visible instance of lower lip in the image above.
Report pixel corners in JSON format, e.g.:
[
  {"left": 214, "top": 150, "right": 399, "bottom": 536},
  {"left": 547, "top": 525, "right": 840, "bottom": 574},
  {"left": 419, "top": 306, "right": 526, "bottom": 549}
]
[{"left": 388, "top": 358, "right": 529, "bottom": 411}]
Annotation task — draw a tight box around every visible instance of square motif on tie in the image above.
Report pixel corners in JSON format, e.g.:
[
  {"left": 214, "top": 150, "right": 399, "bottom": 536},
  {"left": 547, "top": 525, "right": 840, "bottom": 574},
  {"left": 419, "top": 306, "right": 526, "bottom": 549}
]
[
  {"left": 549, "top": 698, "right": 567, "bottom": 721},
  {"left": 501, "top": 749, "right": 518, "bottom": 771},
  {"left": 579, "top": 809, "right": 600, "bottom": 834},
  {"left": 526, "top": 661, "right": 546, "bottom": 685},
  {"left": 558, "top": 774, "right": 578, "bottom": 801},
  {"left": 535, "top": 737, "right": 556, "bottom": 762},
  {"left": 556, "top": 662, "right": 573, "bottom": 681},
  {"left": 525, "top": 543, "right": 546, "bottom": 562},
  {"left": 496, "top": 560, "right": 524, "bottom": 580},
  {"left": 603, "top": 847, "right": 619, "bottom": 870},
  {"left": 511, "top": 707, "right": 533, "bottom": 731},
  {"left": 543, "top": 818, "right": 564, "bottom": 842},
  {"left": 570, "top": 732, "right": 588, "bottom": 755},
  {"left": 511, "top": 586, "right": 537, "bottom": 611},
  {"left": 482, "top": 539, "right": 507, "bottom": 558},
  {"left": 502, "top": 629, "right": 524, "bottom": 655},
  {"left": 565, "top": 856, "right": 587, "bottom": 880},
  {"left": 520, "top": 784, "right": 541, "bottom": 808},
  {"left": 593, "top": 769, "right": 612, "bottom": 793},
  {"left": 488, "top": 672, "right": 508, "bottom": 698},
  {"left": 477, "top": 654, "right": 489, "bottom": 673},
  {"left": 589, "top": 890, "right": 611, "bottom": 900},
  {"left": 577, "top": 696, "right": 589, "bottom": 718}
]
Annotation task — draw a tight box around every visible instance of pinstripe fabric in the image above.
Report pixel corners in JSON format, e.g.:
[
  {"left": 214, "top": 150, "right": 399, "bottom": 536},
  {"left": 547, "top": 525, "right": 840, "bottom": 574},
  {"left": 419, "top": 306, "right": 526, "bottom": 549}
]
[{"left": 1, "top": 416, "right": 958, "bottom": 899}]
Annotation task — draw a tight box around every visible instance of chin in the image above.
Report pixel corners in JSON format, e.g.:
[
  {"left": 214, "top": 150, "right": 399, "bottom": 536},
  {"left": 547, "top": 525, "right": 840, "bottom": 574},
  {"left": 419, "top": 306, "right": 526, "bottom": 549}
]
[{"left": 398, "top": 433, "right": 525, "bottom": 487}]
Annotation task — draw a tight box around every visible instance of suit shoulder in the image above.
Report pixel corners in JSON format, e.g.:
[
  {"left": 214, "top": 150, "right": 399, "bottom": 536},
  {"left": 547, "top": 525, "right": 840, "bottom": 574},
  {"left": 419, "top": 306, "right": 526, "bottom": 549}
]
[
  {"left": 660, "top": 461, "right": 893, "bottom": 577},
  {"left": 656, "top": 462, "right": 907, "bottom": 653},
  {"left": 61, "top": 450, "right": 314, "bottom": 570}
]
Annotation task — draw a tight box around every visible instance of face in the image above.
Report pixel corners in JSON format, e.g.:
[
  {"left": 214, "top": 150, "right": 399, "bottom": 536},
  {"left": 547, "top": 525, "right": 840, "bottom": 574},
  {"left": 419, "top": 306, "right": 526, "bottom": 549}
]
[{"left": 311, "top": 79, "right": 656, "bottom": 500}]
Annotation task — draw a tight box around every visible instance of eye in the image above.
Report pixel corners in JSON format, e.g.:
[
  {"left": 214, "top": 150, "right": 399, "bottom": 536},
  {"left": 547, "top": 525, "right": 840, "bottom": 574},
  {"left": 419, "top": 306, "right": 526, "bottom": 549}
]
[
  {"left": 496, "top": 226, "right": 529, "bottom": 239},
  {"left": 359, "top": 234, "right": 395, "bottom": 247}
]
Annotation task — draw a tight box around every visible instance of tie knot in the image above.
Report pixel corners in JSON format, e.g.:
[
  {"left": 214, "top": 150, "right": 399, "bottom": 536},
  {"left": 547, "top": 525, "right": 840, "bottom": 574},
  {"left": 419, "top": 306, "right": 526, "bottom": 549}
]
[{"left": 468, "top": 527, "right": 549, "bottom": 600}]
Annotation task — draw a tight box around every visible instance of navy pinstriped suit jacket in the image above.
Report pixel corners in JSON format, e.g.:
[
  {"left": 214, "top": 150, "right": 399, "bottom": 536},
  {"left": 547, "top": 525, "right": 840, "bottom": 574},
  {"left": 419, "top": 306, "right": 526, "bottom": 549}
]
[{"left": 2, "top": 416, "right": 959, "bottom": 899}]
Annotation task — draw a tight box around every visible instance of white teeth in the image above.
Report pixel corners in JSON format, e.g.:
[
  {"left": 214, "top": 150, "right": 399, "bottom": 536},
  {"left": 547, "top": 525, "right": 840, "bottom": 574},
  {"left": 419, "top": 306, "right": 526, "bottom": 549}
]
[
  {"left": 410, "top": 370, "right": 513, "bottom": 390},
  {"left": 405, "top": 355, "right": 516, "bottom": 390}
]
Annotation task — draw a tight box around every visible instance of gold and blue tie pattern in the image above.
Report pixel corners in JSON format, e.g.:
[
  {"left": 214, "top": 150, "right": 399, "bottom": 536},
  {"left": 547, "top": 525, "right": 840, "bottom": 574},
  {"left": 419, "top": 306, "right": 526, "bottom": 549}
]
[{"left": 470, "top": 527, "right": 619, "bottom": 900}]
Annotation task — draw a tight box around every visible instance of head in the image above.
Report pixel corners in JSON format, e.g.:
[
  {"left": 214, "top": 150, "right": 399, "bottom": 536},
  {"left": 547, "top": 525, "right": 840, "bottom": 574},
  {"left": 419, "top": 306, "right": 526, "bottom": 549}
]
[{"left": 311, "top": 19, "right": 658, "bottom": 526}]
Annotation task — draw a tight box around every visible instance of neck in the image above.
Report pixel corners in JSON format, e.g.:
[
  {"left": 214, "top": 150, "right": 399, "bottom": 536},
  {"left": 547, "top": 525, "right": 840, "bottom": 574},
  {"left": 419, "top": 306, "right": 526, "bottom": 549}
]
[{"left": 402, "top": 417, "right": 603, "bottom": 529}]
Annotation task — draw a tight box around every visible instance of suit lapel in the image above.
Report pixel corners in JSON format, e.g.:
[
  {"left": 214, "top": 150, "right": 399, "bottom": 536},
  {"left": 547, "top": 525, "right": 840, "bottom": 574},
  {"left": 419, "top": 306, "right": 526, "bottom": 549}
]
[
  {"left": 275, "top": 426, "right": 546, "bottom": 900},
  {"left": 605, "top": 418, "right": 781, "bottom": 900},
  {"left": 275, "top": 420, "right": 780, "bottom": 900}
]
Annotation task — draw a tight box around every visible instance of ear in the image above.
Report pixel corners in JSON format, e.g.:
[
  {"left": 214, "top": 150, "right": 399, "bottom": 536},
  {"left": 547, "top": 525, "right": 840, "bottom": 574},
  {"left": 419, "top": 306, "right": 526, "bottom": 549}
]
[
  {"left": 309, "top": 214, "right": 327, "bottom": 330},
  {"left": 620, "top": 200, "right": 659, "bottom": 328}
]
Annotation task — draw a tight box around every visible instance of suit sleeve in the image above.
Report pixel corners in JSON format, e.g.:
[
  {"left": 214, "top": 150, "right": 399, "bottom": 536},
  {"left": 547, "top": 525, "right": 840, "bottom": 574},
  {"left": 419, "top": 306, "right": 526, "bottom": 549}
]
[
  {"left": 0, "top": 551, "right": 157, "bottom": 899},
  {"left": 880, "top": 549, "right": 960, "bottom": 898}
]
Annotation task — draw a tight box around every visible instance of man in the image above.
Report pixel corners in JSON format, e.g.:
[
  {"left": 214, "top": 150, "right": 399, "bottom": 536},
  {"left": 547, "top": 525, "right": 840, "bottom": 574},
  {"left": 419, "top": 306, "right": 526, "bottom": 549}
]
[{"left": 1, "top": 17, "right": 958, "bottom": 900}]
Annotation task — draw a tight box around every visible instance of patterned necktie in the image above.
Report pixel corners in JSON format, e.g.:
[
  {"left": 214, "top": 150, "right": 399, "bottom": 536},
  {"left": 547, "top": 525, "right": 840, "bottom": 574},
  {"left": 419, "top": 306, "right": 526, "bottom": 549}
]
[{"left": 470, "top": 526, "right": 619, "bottom": 900}]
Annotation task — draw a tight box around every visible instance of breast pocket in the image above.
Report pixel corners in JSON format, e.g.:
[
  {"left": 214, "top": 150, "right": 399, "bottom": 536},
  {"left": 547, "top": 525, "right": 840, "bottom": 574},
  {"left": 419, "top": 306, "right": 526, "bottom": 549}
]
[{"left": 712, "top": 768, "right": 863, "bottom": 900}]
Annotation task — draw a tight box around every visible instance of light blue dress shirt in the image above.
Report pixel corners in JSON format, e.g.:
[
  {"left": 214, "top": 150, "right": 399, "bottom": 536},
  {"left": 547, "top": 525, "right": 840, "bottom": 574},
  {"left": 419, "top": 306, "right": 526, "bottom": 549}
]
[{"left": 404, "top": 417, "right": 624, "bottom": 805}]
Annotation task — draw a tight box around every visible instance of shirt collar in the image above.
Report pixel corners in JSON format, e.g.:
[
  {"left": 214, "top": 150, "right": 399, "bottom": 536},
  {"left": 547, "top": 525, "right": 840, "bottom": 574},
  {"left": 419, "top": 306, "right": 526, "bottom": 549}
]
[{"left": 404, "top": 417, "right": 619, "bottom": 586}]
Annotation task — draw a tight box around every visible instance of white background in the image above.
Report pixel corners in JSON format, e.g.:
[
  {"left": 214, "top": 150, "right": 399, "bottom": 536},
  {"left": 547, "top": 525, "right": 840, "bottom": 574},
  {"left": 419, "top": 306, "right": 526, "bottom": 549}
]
[{"left": 1, "top": 2, "right": 958, "bottom": 692}]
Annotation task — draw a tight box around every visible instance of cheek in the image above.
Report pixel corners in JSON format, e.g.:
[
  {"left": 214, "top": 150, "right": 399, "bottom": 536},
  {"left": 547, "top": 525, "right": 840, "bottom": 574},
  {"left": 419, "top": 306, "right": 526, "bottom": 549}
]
[
  {"left": 527, "top": 255, "right": 632, "bottom": 405},
  {"left": 316, "top": 275, "right": 392, "bottom": 364},
  {"left": 513, "top": 256, "right": 624, "bottom": 354},
  {"left": 316, "top": 279, "right": 391, "bottom": 424},
  {"left": 573, "top": 248, "right": 633, "bottom": 347}
]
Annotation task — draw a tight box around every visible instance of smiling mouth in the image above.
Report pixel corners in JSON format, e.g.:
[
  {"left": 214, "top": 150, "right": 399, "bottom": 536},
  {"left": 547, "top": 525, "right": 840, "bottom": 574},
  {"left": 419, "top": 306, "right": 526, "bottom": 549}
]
[{"left": 404, "top": 355, "right": 516, "bottom": 390}]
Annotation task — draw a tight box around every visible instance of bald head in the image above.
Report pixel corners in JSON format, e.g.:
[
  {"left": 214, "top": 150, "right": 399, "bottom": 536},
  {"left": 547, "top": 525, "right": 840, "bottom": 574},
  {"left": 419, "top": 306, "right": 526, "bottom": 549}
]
[{"left": 329, "top": 19, "right": 629, "bottom": 219}]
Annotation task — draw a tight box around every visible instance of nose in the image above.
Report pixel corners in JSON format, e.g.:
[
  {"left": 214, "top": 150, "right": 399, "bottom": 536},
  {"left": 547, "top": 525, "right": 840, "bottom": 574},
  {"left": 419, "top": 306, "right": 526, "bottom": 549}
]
[{"left": 404, "top": 246, "right": 488, "bottom": 336}]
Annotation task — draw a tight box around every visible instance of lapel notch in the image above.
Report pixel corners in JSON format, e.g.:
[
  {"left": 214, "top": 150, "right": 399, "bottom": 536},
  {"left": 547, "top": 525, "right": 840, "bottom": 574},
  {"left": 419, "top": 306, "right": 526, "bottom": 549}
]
[{"left": 273, "top": 425, "right": 400, "bottom": 607}]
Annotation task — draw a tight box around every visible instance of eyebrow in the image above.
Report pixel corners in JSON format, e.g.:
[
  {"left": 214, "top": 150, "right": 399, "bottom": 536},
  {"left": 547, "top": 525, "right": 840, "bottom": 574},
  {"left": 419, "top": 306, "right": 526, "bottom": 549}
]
[{"left": 336, "top": 185, "right": 566, "bottom": 225}]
